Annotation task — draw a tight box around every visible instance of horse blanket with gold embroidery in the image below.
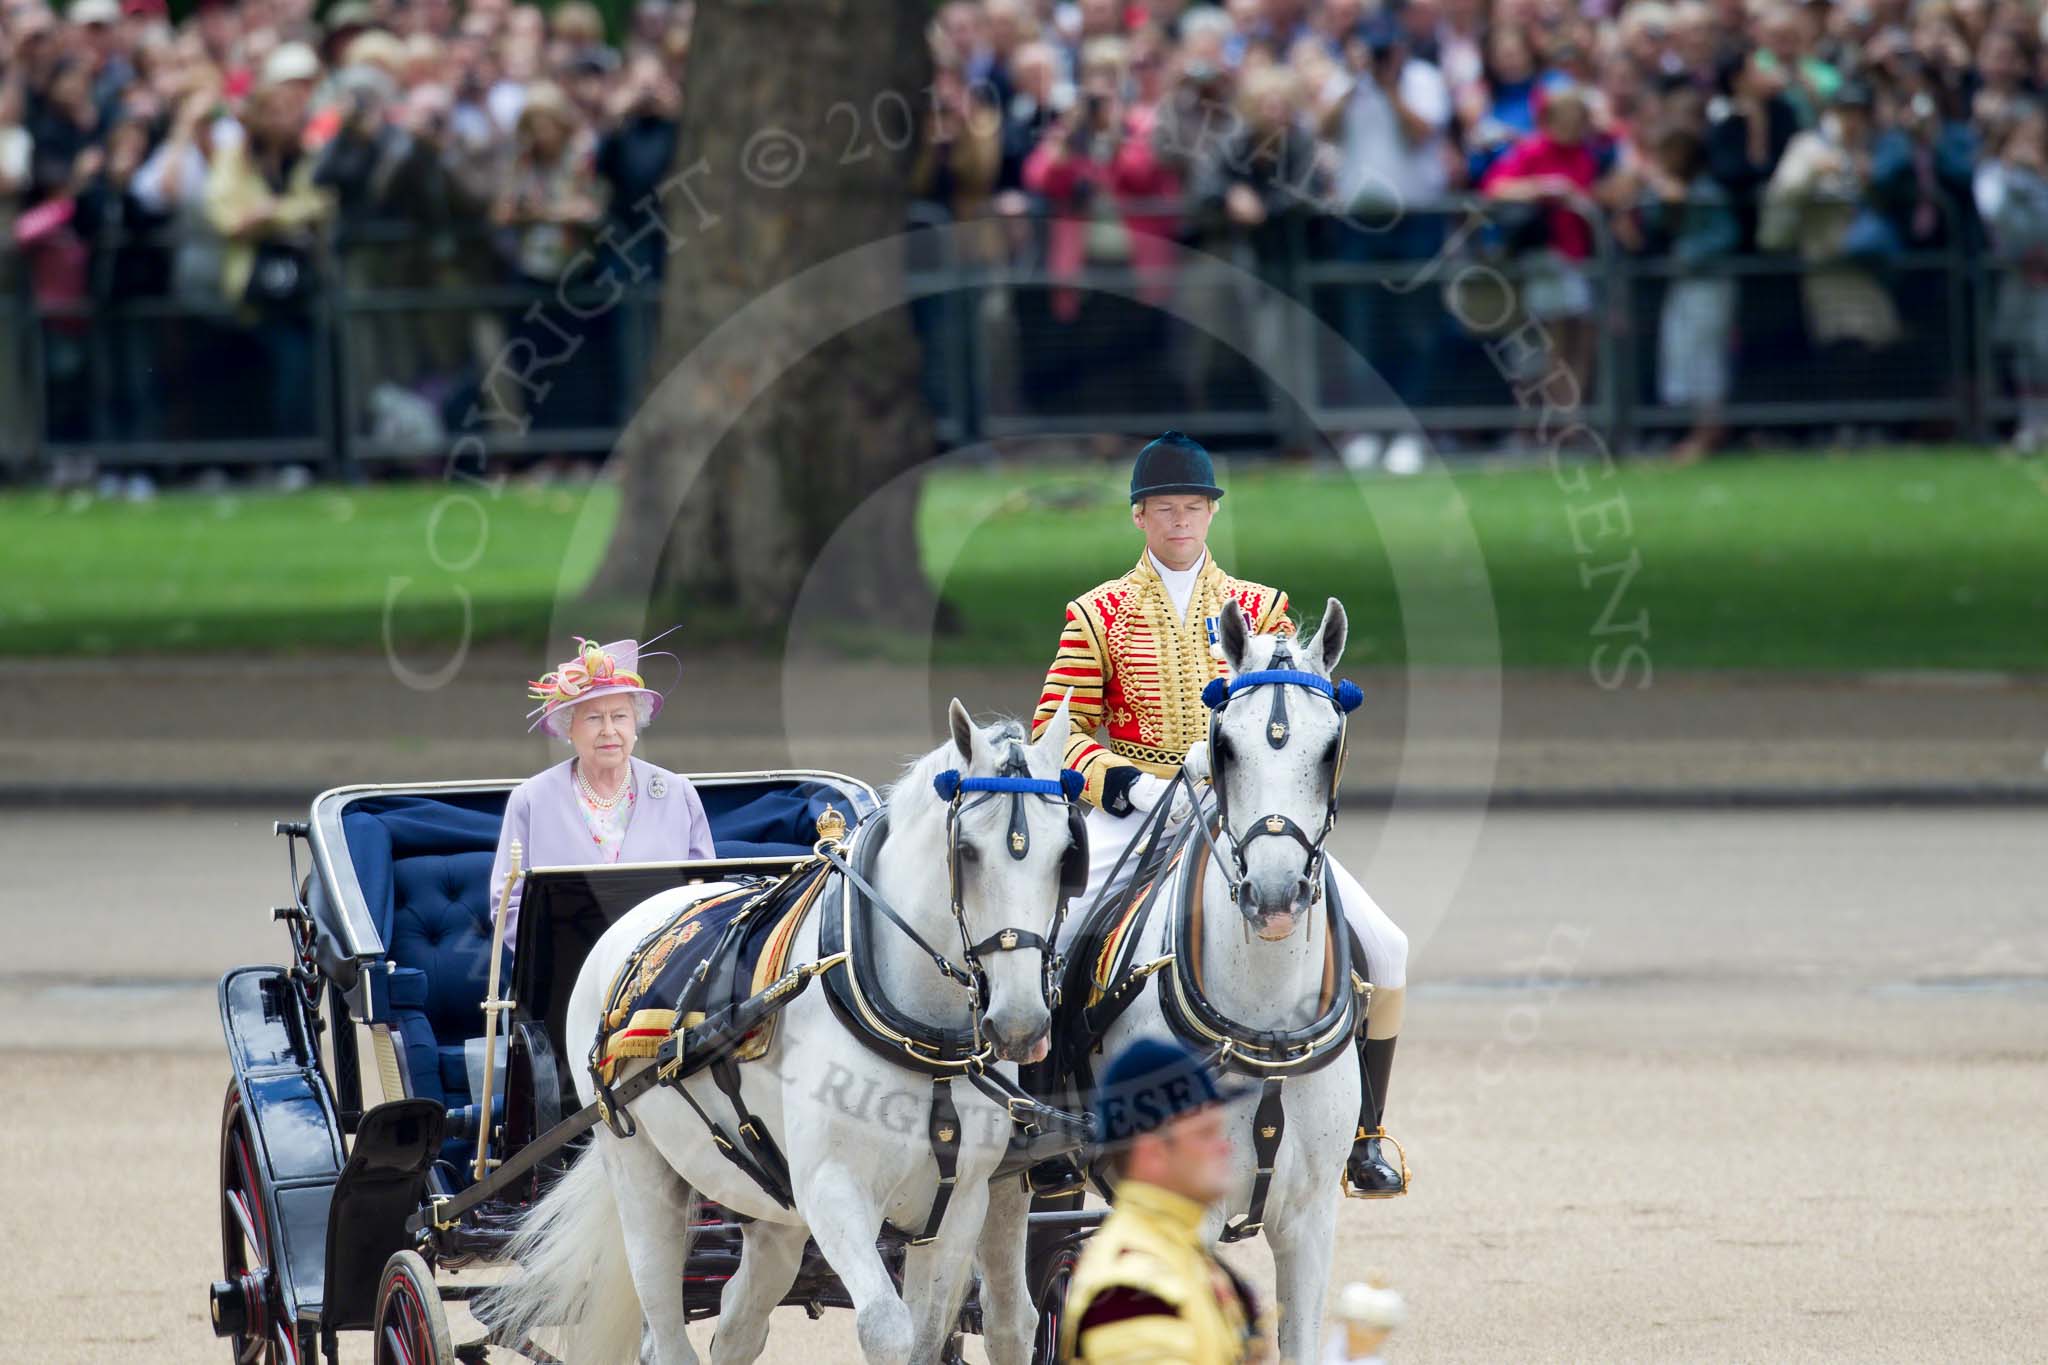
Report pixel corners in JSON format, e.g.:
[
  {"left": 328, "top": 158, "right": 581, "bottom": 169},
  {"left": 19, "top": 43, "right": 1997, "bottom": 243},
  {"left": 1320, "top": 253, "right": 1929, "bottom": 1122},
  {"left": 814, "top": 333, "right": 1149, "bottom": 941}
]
[{"left": 594, "top": 862, "right": 832, "bottom": 1085}]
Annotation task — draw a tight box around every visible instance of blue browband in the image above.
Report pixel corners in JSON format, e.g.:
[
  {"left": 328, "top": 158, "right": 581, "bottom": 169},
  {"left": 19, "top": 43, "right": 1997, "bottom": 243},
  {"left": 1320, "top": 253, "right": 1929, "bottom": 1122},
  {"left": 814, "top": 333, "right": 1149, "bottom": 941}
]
[
  {"left": 1203, "top": 670, "right": 1364, "bottom": 713},
  {"left": 933, "top": 769, "right": 1087, "bottom": 802}
]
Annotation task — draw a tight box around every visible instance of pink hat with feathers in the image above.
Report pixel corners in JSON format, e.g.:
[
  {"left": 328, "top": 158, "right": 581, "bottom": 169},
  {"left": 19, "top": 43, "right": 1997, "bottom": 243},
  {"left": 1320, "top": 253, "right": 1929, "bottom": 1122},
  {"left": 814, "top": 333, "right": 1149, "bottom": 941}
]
[{"left": 525, "top": 636, "right": 669, "bottom": 737}]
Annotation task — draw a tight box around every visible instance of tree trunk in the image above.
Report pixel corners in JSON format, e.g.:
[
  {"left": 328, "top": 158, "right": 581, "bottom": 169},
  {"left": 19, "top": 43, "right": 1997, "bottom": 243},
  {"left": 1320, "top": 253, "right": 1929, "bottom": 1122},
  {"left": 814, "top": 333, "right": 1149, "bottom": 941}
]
[{"left": 594, "top": 0, "right": 940, "bottom": 634}]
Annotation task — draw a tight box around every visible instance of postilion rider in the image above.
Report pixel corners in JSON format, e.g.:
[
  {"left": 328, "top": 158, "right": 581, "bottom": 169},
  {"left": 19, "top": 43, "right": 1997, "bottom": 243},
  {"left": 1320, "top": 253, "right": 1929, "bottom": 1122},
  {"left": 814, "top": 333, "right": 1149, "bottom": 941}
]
[
  {"left": 1061, "top": 1035, "right": 1278, "bottom": 1365},
  {"left": 1031, "top": 432, "right": 1410, "bottom": 1196}
]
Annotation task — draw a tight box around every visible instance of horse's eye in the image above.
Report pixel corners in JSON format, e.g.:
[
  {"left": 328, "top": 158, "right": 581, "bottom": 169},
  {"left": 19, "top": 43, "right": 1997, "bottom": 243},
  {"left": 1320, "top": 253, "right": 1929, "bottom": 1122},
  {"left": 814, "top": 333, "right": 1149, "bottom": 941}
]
[
  {"left": 1214, "top": 734, "right": 1236, "bottom": 766},
  {"left": 1321, "top": 738, "right": 1340, "bottom": 770},
  {"left": 957, "top": 842, "right": 981, "bottom": 864}
]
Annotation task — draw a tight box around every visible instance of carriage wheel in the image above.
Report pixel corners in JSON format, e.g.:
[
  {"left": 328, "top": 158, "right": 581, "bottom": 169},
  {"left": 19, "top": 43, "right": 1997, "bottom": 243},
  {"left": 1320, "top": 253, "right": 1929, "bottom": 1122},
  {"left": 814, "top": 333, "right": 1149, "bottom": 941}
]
[
  {"left": 372, "top": 1250, "right": 452, "bottom": 1365},
  {"left": 1030, "top": 1246, "right": 1079, "bottom": 1365},
  {"left": 214, "top": 1083, "right": 315, "bottom": 1365}
]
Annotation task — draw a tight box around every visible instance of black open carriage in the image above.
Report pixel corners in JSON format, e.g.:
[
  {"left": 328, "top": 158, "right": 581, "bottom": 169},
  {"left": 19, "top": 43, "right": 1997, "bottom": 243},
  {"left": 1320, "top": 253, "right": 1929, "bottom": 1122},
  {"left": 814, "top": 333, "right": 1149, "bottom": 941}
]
[{"left": 211, "top": 772, "right": 1097, "bottom": 1365}]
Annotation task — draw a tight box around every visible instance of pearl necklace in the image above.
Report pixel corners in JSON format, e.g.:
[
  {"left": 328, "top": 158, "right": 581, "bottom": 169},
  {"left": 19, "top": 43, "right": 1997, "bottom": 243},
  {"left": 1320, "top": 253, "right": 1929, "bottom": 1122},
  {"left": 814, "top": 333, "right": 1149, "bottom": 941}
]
[{"left": 576, "top": 761, "right": 632, "bottom": 811}]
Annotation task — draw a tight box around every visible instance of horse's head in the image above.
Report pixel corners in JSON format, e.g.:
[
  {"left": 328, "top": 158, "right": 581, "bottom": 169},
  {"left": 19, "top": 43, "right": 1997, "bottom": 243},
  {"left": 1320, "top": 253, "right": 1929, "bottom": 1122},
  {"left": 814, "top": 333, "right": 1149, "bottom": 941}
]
[
  {"left": 1207, "top": 597, "right": 1355, "bottom": 941},
  {"left": 913, "top": 695, "right": 1085, "bottom": 1062}
]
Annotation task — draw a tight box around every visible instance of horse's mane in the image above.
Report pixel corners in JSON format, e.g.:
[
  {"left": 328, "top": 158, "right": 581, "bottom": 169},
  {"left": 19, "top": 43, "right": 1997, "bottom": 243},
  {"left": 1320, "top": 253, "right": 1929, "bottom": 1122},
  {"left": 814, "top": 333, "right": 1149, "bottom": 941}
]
[
  {"left": 883, "top": 715, "right": 1035, "bottom": 824},
  {"left": 1254, "top": 612, "right": 1330, "bottom": 673}
]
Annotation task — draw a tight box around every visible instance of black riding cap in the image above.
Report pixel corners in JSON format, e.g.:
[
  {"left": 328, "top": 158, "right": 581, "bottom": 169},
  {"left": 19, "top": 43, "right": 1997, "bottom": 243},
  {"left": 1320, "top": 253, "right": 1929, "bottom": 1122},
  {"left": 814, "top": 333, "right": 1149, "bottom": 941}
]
[
  {"left": 1130, "top": 430, "right": 1225, "bottom": 503},
  {"left": 1091, "top": 1035, "right": 1254, "bottom": 1146}
]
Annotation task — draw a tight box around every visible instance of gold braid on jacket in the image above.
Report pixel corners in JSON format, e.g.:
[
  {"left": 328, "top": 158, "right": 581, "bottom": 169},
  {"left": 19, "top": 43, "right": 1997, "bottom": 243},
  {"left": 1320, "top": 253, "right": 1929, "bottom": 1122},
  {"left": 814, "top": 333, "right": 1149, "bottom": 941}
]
[
  {"left": 1031, "top": 553, "right": 1292, "bottom": 809},
  {"left": 1059, "top": 1181, "right": 1267, "bottom": 1364}
]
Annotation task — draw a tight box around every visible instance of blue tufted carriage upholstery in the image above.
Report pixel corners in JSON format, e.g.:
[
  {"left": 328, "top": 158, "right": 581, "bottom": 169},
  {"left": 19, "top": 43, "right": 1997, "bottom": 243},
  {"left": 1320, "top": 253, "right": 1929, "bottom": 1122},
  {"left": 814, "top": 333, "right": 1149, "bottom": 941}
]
[
  {"left": 338, "top": 779, "right": 856, "bottom": 1181},
  {"left": 341, "top": 793, "right": 505, "bottom": 1176}
]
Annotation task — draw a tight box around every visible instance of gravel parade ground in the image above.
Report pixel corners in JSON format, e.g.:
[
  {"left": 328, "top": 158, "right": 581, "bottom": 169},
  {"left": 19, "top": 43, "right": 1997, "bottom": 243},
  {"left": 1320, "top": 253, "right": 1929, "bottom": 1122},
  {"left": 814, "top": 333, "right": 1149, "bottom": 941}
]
[{"left": 4, "top": 804, "right": 2042, "bottom": 1362}]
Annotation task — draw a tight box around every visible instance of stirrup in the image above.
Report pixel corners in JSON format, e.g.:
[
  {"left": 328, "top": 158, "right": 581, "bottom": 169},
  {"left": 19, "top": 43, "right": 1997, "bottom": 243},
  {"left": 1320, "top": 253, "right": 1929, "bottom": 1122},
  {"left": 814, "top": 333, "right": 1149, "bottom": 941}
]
[
  {"left": 1341, "top": 1126, "right": 1410, "bottom": 1200},
  {"left": 1026, "top": 1155, "right": 1086, "bottom": 1199}
]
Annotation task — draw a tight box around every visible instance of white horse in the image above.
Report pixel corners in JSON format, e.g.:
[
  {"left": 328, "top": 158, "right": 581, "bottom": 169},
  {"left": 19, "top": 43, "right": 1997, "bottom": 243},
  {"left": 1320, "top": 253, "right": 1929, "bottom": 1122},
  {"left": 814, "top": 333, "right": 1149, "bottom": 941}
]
[
  {"left": 482, "top": 698, "right": 1080, "bottom": 1365},
  {"left": 978, "top": 599, "right": 1363, "bottom": 1365}
]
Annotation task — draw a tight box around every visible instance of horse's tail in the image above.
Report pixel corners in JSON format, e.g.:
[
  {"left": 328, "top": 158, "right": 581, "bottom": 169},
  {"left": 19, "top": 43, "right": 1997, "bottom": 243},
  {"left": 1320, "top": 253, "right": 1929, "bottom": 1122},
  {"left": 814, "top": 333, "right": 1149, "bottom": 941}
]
[{"left": 475, "top": 1139, "right": 646, "bottom": 1364}]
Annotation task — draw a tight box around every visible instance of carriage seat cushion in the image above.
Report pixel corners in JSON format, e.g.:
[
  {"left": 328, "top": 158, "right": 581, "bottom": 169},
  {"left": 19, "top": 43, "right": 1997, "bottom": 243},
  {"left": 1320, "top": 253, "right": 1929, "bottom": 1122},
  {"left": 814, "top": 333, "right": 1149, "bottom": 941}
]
[
  {"left": 384, "top": 967, "right": 468, "bottom": 1110},
  {"left": 387, "top": 849, "right": 498, "bottom": 1040},
  {"left": 342, "top": 795, "right": 507, "bottom": 1115},
  {"left": 695, "top": 780, "right": 854, "bottom": 858}
]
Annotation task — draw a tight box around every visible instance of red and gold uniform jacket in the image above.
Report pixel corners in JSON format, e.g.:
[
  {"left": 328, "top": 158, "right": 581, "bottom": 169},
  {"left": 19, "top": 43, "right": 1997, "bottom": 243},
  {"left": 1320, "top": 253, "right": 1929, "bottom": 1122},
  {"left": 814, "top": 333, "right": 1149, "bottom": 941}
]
[{"left": 1032, "top": 553, "right": 1293, "bottom": 809}]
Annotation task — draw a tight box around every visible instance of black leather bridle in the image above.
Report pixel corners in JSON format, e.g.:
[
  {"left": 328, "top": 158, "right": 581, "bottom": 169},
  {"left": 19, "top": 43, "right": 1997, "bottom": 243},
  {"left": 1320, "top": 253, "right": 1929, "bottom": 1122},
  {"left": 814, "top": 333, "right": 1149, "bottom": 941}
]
[
  {"left": 931, "top": 761, "right": 1089, "bottom": 1009},
  {"left": 1198, "top": 642, "right": 1364, "bottom": 918}
]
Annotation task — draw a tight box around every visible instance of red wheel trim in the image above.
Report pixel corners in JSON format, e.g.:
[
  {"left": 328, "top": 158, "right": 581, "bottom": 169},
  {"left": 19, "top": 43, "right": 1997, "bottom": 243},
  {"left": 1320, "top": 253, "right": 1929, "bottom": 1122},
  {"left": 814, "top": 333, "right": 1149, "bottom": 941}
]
[
  {"left": 381, "top": 1267, "right": 433, "bottom": 1365},
  {"left": 223, "top": 1086, "right": 285, "bottom": 1362}
]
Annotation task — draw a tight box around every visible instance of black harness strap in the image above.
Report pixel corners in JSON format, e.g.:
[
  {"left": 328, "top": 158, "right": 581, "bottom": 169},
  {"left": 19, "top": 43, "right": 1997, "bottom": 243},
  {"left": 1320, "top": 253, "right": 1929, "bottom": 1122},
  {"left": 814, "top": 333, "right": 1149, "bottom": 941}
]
[
  {"left": 593, "top": 1072, "right": 640, "bottom": 1139},
  {"left": 956, "top": 1057, "right": 1094, "bottom": 1171},
  {"left": 819, "top": 842, "right": 979, "bottom": 994},
  {"left": 1219, "top": 1078, "right": 1286, "bottom": 1243},
  {"left": 1075, "top": 832, "right": 1183, "bottom": 1043},
  {"left": 407, "top": 957, "right": 829, "bottom": 1236},
  {"left": 713, "top": 1054, "right": 793, "bottom": 1205},
  {"left": 1264, "top": 643, "right": 1296, "bottom": 749},
  {"left": 909, "top": 1078, "right": 963, "bottom": 1246},
  {"left": 672, "top": 1065, "right": 793, "bottom": 1208},
  {"left": 586, "top": 873, "right": 802, "bottom": 1139},
  {"left": 1157, "top": 835, "right": 1360, "bottom": 1073}
]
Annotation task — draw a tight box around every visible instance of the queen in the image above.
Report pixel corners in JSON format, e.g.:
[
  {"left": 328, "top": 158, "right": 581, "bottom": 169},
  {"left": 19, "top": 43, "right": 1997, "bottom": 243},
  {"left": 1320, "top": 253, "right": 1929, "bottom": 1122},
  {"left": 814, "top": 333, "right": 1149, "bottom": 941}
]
[{"left": 489, "top": 635, "right": 714, "bottom": 950}]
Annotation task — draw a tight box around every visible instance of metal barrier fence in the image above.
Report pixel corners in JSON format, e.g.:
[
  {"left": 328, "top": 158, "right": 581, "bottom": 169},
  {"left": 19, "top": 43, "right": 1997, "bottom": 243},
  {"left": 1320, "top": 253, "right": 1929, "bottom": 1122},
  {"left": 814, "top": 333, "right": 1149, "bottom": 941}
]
[{"left": 0, "top": 193, "right": 2007, "bottom": 480}]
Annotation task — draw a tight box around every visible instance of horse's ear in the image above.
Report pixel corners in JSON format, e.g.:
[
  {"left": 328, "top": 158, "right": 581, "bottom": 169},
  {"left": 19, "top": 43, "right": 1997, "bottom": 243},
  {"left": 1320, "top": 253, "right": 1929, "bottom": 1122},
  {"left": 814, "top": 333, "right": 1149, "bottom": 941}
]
[
  {"left": 1218, "top": 598, "right": 1249, "bottom": 672},
  {"left": 948, "top": 698, "right": 977, "bottom": 765},
  {"left": 1037, "top": 689, "right": 1073, "bottom": 759},
  {"left": 1308, "top": 597, "right": 1348, "bottom": 674}
]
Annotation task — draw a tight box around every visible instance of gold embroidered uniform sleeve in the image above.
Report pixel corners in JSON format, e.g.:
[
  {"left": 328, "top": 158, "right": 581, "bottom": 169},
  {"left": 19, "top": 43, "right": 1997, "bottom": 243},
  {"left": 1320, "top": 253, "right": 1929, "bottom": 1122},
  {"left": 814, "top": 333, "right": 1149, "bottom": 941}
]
[
  {"left": 1031, "top": 599, "right": 1134, "bottom": 808},
  {"left": 1252, "top": 588, "right": 1295, "bottom": 636}
]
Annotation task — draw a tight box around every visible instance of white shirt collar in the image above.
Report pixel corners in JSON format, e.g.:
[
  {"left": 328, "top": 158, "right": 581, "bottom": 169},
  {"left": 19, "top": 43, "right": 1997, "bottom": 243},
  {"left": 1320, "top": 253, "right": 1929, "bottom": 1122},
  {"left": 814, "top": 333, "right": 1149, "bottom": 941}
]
[{"left": 1147, "top": 548, "right": 1207, "bottom": 620}]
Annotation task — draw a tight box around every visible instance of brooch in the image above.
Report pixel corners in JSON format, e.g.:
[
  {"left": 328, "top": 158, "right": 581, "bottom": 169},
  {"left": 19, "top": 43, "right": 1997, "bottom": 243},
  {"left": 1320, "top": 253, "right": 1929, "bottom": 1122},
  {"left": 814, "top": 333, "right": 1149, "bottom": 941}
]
[{"left": 649, "top": 775, "right": 668, "bottom": 798}]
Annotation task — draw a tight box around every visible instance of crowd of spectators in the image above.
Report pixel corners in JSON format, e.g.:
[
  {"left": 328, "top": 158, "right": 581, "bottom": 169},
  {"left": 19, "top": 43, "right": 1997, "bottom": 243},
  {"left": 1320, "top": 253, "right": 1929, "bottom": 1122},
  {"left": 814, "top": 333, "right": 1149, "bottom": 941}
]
[
  {"left": 4, "top": 0, "right": 2047, "bottom": 475},
  {"left": 0, "top": 0, "right": 690, "bottom": 465},
  {"left": 911, "top": 0, "right": 2048, "bottom": 460}
]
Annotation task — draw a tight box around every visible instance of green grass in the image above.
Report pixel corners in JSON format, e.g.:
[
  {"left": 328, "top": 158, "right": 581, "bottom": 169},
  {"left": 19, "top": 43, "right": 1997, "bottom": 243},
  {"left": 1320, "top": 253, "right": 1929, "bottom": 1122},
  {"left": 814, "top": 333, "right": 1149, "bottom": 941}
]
[
  {"left": 7, "top": 450, "right": 2047, "bottom": 669},
  {"left": 1, "top": 481, "right": 620, "bottom": 655},
  {"left": 922, "top": 450, "right": 2048, "bottom": 670}
]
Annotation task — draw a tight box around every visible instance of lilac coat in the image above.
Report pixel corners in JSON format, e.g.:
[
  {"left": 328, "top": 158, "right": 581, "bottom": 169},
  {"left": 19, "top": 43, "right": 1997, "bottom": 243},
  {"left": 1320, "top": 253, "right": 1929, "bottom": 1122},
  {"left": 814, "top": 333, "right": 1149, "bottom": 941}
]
[{"left": 490, "top": 756, "right": 715, "bottom": 949}]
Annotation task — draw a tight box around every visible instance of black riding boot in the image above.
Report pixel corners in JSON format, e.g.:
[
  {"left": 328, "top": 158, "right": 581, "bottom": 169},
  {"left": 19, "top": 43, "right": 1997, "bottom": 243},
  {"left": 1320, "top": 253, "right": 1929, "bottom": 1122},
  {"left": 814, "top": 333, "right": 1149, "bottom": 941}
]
[{"left": 1345, "top": 1035, "right": 1408, "bottom": 1196}]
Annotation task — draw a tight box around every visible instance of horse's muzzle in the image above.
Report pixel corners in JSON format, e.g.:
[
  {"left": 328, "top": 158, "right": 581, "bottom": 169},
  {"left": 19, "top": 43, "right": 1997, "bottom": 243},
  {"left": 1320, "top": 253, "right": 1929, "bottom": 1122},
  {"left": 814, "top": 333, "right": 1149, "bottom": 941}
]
[
  {"left": 1251, "top": 910, "right": 1297, "bottom": 941},
  {"left": 1238, "top": 875, "right": 1315, "bottom": 939},
  {"left": 990, "top": 1021, "right": 1052, "bottom": 1064}
]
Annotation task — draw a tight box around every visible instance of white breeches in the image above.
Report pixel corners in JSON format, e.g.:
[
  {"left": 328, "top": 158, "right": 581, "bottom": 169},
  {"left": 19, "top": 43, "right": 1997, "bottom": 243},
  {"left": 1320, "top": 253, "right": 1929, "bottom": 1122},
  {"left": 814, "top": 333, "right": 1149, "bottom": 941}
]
[{"left": 1071, "top": 801, "right": 1409, "bottom": 992}]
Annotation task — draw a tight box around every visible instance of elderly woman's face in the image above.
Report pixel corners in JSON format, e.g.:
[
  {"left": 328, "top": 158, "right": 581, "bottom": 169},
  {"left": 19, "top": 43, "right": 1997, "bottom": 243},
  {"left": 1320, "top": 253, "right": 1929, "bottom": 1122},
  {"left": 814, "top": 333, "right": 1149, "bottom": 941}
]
[{"left": 568, "top": 695, "right": 638, "bottom": 771}]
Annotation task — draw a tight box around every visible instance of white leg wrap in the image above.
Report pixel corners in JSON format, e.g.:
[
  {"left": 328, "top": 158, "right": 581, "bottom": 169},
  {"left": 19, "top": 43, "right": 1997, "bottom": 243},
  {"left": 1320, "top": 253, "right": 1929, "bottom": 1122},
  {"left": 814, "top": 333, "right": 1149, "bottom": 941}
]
[{"left": 1329, "top": 854, "right": 1408, "bottom": 1003}]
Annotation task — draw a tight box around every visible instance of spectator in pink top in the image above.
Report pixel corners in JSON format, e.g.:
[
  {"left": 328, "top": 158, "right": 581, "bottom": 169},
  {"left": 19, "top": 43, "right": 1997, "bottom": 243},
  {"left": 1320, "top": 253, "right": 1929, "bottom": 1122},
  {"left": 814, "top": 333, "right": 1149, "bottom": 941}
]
[
  {"left": 1482, "top": 82, "right": 1612, "bottom": 409},
  {"left": 1021, "top": 36, "right": 1180, "bottom": 322}
]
